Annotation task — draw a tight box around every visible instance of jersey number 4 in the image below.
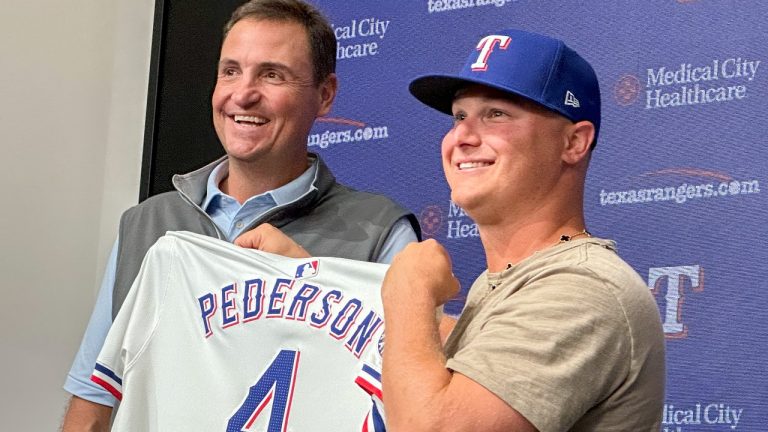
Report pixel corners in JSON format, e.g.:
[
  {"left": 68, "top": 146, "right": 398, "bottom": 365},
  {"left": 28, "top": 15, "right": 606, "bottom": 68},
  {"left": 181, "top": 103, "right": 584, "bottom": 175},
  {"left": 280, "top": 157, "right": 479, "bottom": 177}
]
[{"left": 227, "top": 349, "right": 300, "bottom": 432}]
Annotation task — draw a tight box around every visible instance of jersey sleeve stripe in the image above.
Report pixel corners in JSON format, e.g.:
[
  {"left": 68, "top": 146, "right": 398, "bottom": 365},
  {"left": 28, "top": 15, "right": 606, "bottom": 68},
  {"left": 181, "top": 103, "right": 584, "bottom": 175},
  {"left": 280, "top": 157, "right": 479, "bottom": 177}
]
[
  {"left": 356, "top": 362, "right": 383, "bottom": 399},
  {"left": 91, "top": 375, "right": 123, "bottom": 401},
  {"left": 94, "top": 363, "right": 123, "bottom": 385},
  {"left": 370, "top": 400, "right": 386, "bottom": 432},
  {"left": 355, "top": 376, "right": 383, "bottom": 400},
  {"left": 361, "top": 399, "right": 386, "bottom": 432},
  {"left": 361, "top": 364, "right": 381, "bottom": 382},
  {"left": 91, "top": 363, "right": 123, "bottom": 401}
]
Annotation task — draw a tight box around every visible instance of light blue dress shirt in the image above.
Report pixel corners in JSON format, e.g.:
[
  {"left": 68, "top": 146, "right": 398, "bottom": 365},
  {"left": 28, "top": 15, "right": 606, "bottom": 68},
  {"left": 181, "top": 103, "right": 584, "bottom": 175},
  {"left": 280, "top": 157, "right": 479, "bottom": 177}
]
[{"left": 63, "top": 159, "right": 417, "bottom": 405}]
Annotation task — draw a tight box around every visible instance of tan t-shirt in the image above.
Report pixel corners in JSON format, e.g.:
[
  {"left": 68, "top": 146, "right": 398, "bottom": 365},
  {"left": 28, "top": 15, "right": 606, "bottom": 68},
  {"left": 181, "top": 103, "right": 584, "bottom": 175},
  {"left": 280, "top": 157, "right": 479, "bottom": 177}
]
[{"left": 444, "top": 238, "right": 665, "bottom": 432}]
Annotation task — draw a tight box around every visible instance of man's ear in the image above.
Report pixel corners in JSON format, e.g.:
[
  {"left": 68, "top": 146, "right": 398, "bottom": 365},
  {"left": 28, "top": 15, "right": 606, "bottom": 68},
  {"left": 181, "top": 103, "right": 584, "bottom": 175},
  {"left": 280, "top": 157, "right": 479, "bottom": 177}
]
[
  {"left": 317, "top": 73, "right": 338, "bottom": 117},
  {"left": 562, "top": 120, "right": 595, "bottom": 165}
]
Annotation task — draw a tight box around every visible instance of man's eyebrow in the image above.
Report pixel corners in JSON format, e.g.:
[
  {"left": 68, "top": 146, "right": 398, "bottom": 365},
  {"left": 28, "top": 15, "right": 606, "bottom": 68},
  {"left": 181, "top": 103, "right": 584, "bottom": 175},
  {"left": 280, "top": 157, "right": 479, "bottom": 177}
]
[
  {"left": 256, "top": 61, "right": 293, "bottom": 73},
  {"left": 217, "top": 58, "right": 239, "bottom": 68},
  {"left": 217, "top": 59, "right": 293, "bottom": 72}
]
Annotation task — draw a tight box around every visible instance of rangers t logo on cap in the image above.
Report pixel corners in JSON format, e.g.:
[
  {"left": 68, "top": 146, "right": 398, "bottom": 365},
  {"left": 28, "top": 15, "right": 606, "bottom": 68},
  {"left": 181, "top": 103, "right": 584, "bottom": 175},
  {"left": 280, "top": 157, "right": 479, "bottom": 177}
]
[{"left": 471, "top": 35, "right": 511, "bottom": 71}]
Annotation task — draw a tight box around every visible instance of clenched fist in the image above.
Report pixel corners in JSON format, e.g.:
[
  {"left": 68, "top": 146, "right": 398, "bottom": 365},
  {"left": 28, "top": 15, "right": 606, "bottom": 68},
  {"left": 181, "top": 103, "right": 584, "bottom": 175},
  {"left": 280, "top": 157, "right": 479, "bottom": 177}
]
[{"left": 382, "top": 239, "right": 460, "bottom": 308}]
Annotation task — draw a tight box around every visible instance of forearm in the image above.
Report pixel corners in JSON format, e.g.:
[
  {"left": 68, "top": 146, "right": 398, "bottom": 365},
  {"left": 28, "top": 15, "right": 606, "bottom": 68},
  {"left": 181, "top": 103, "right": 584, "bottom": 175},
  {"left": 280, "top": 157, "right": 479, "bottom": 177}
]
[
  {"left": 60, "top": 396, "right": 112, "bottom": 432},
  {"left": 382, "top": 294, "right": 454, "bottom": 431},
  {"left": 381, "top": 239, "right": 471, "bottom": 431}
]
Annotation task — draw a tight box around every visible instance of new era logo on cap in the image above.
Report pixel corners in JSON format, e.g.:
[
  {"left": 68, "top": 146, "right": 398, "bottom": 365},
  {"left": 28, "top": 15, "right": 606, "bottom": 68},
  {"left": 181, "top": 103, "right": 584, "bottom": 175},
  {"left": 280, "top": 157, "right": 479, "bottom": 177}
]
[{"left": 564, "top": 91, "right": 580, "bottom": 108}]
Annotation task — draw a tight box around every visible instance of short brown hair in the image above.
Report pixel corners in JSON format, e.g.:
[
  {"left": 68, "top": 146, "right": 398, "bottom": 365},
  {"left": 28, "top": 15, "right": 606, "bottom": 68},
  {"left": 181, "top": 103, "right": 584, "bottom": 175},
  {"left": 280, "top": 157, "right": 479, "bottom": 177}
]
[{"left": 223, "top": 0, "right": 336, "bottom": 85}]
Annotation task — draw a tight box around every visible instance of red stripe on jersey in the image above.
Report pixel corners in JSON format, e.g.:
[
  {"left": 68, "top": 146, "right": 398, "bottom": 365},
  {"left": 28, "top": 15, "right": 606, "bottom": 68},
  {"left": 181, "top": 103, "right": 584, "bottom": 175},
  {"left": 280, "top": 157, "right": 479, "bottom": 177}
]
[
  {"left": 355, "top": 376, "right": 383, "bottom": 400},
  {"left": 91, "top": 375, "right": 123, "bottom": 401}
]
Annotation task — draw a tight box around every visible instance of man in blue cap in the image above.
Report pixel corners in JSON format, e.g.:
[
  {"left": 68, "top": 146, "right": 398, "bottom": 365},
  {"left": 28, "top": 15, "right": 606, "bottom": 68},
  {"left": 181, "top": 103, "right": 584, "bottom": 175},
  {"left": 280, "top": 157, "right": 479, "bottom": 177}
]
[{"left": 380, "top": 29, "right": 665, "bottom": 431}]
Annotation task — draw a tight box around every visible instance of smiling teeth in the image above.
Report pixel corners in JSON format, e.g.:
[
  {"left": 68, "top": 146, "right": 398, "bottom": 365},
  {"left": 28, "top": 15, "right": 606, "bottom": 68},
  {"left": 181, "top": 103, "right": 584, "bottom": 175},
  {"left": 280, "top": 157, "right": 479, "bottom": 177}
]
[
  {"left": 234, "top": 115, "right": 267, "bottom": 124},
  {"left": 458, "top": 162, "right": 492, "bottom": 170}
]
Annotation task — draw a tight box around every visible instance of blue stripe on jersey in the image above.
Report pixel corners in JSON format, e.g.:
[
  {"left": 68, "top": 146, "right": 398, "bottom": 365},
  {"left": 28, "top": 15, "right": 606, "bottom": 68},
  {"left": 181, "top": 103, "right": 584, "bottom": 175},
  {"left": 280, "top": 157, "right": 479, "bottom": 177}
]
[
  {"left": 362, "top": 364, "right": 381, "bottom": 382},
  {"left": 371, "top": 401, "right": 386, "bottom": 432},
  {"left": 94, "top": 363, "right": 122, "bottom": 385}
]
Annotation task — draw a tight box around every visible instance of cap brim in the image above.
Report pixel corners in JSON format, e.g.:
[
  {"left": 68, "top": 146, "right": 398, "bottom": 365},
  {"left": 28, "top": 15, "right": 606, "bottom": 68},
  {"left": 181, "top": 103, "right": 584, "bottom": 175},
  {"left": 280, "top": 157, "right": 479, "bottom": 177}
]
[
  {"left": 409, "top": 75, "right": 476, "bottom": 115},
  {"left": 409, "top": 73, "right": 565, "bottom": 118}
]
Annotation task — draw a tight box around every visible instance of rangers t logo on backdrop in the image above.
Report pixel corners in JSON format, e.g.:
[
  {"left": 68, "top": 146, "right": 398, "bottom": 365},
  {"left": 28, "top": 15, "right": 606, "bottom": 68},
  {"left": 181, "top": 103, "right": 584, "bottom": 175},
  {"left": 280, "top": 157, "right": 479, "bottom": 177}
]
[{"left": 648, "top": 264, "right": 704, "bottom": 338}]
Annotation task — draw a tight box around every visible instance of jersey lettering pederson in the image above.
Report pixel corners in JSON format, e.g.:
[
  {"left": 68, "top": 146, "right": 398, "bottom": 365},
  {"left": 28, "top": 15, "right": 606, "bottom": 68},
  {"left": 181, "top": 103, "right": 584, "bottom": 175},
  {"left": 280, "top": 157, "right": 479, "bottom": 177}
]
[{"left": 91, "top": 231, "right": 386, "bottom": 432}]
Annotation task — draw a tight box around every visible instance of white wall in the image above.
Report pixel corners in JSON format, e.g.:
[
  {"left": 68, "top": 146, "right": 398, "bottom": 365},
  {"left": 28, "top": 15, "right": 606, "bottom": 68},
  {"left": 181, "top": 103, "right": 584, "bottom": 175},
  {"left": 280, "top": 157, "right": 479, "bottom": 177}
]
[{"left": 0, "top": 0, "right": 153, "bottom": 429}]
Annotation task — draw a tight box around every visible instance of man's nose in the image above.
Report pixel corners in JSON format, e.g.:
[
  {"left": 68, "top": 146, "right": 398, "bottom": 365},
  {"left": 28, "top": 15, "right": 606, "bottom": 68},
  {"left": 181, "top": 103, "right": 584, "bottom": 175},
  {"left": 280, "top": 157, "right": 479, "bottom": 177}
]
[
  {"left": 451, "top": 119, "right": 481, "bottom": 147},
  {"left": 231, "top": 77, "right": 262, "bottom": 107}
]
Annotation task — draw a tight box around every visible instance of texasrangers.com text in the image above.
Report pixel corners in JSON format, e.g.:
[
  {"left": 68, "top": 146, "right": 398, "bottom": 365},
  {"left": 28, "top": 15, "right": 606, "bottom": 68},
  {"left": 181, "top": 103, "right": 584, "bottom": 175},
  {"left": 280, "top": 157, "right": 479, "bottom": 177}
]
[
  {"left": 600, "top": 178, "right": 760, "bottom": 206},
  {"left": 308, "top": 125, "right": 389, "bottom": 149},
  {"left": 427, "top": 0, "right": 516, "bottom": 13}
]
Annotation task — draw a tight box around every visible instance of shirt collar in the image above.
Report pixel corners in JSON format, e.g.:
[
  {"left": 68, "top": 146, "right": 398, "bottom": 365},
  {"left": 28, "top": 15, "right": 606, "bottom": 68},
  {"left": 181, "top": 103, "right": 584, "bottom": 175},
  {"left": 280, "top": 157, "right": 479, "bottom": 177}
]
[{"left": 202, "top": 158, "right": 319, "bottom": 211}]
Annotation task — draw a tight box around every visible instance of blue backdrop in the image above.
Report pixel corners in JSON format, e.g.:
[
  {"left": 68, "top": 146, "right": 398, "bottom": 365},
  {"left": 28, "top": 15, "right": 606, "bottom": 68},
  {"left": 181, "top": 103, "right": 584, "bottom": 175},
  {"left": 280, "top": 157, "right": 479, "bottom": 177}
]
[{"left": 305, "top": 1, "right": 767, "bottom": 430}]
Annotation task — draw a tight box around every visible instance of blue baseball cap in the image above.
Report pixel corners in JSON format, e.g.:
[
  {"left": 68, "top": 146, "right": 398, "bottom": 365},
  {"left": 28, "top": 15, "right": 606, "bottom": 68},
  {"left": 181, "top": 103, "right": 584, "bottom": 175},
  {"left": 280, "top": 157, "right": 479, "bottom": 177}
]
[{"left": 409, "top": 29, "right": 601, "bottom": 145}]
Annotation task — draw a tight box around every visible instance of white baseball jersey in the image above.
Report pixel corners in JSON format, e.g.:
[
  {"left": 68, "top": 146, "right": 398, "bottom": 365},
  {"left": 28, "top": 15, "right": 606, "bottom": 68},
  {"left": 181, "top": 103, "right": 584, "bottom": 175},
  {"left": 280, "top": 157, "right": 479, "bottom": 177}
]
[{"left": 92, "top": 231, "right": 386, "bottom": 431}]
